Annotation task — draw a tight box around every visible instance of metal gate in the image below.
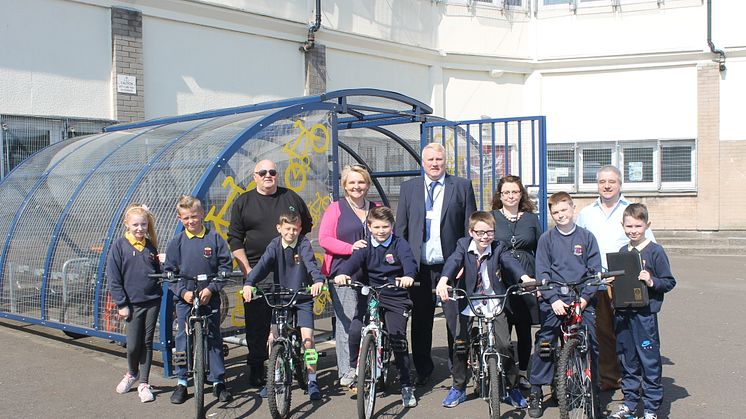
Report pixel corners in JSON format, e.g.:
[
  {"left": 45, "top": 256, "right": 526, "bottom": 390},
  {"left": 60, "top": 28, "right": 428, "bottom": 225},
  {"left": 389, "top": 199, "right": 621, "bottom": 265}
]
[{"left": 421, "top": 116, "right": 548, "bottom": 229}]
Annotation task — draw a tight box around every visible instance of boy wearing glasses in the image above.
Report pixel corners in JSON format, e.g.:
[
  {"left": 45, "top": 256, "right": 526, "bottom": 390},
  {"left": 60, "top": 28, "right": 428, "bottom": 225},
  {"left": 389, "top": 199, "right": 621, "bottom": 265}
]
[
  {"left": 435, "top": 211, "right": 532, "bottom": 409},
  {"left": 227, "top": 160, "right": 313, "bottom": 392}
]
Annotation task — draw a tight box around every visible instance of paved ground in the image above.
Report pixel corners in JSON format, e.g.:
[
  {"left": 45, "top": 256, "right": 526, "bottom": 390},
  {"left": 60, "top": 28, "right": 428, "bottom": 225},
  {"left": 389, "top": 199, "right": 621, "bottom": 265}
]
[{"left": 1, "top": 254, "right": 744, "bottom": 418}]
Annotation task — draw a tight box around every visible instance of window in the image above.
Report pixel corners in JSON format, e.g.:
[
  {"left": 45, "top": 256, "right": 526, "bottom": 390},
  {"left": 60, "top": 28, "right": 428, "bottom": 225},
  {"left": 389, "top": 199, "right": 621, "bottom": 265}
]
[
  {"left": 548, "top": 147, "right": 575, "bottom": 186},
  {"left": 547, "top": 139, "right": 696, "bottom": 193},
  {"left": 1, "top": 115, "right": 116, "bottom": 179},
  {"left": 580, "top": 147, "right": 613, "bottom": 186}
]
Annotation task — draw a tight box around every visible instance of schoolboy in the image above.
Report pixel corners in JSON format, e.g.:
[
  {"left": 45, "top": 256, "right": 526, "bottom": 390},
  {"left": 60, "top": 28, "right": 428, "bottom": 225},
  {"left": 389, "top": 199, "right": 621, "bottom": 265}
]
[
  {"left": 435, "top": 211, "right": 532, "bottom": 409},
  {"left": 607, "top": 204, "right": 676, "bottom": 419},
  {"left": 333, "top": 206, "right": 419, "bottom": 408},
  {"left": 242, "top": 212, "right": 326, "bottom": 400},
  {"left": 164, "top": 195, "right": 233, "bottom": 404},
  {"left": 527, "top": 192, "right": 603, "bottom": 418}
]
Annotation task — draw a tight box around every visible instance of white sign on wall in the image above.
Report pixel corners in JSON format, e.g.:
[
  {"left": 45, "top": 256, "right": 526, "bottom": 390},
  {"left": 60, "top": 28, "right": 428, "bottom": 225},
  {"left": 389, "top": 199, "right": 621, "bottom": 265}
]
[{"left": 117, "top": 74, "right": 137, "bottom": 94}]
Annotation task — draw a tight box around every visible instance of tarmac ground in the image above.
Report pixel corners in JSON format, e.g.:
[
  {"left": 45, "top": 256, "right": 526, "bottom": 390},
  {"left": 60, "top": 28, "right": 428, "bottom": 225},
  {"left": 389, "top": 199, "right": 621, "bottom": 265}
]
[{"left": 1, "top": 254, "right": 744, "bottom": 418}]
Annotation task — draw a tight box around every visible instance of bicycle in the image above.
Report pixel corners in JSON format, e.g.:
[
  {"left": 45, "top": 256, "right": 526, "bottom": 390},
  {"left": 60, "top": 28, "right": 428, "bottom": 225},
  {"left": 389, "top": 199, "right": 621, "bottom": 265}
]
[
  {"left": 335, "top": 279, "right": 418, "bottom": 419},
  {"left": 249, "top": 285, "right": 327, "bottom": 419},
  {"left": 149, "top": 271, "right": 243, "bottom": 419},
  {"left": 539, "top": 270, "right": 623, "bottom": 419},
  {"left": 441, "top": 282, "right": 539, "bottom": 419}
]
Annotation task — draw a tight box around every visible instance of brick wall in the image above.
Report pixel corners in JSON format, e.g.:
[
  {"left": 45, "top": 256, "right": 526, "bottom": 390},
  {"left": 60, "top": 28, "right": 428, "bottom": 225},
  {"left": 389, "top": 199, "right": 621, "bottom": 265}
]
[
  {"left": 111, "top": 8, "right": 144, "bottom": 122},
  {"left": 695, "top": 63, "right": 720, "bottom": 230},
  {"left": 304, "top": 44, "right": 327, "bottom": 95}
]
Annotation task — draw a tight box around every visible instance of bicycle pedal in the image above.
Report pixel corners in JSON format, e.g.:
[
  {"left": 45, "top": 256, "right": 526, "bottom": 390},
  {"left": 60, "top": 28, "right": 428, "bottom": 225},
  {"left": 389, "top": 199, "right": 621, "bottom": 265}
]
[
  {"left": 303, "top": 348, "right": 319, "bottom": 365},
  {"left": 172, "top": 351, "right": 187, "bottom": 366}
]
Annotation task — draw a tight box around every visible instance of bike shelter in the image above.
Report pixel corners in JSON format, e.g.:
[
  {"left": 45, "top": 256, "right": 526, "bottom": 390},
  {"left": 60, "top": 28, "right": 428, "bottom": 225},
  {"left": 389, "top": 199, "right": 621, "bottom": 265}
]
[{"left": 0, "top": 88, "right": 546, "bottom": 375}]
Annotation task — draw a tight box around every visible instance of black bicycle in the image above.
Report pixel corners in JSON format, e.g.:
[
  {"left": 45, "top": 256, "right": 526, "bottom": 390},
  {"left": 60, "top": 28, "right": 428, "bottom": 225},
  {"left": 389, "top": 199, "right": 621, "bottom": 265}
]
[
  {"left": 441, "top": 282, "right": 538, "bottom": 419},
  {"left": 150, "top": 271, "right": 243, "bottom": 419},
  {"left": 539, "top": 270, "right": 622, "bottom": 419},
  {"left": 250, "top": 285, "right": 326, "bottom": 419},
  {"left": 336, "top": 279, "right": 418, "bottom": 419}
]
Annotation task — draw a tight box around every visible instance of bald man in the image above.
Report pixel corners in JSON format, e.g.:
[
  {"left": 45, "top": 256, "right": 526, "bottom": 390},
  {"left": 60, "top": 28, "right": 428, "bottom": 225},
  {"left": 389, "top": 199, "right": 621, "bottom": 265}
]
[{"left": 227, "top": 160, "right": 312, "bottom": 389}]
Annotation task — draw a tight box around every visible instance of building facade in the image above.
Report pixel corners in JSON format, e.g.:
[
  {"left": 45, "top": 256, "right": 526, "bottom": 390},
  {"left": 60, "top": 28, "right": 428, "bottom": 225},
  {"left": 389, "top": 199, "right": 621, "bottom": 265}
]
[{"left": 1, "top": 0, "right": 744, "bottom": 230}]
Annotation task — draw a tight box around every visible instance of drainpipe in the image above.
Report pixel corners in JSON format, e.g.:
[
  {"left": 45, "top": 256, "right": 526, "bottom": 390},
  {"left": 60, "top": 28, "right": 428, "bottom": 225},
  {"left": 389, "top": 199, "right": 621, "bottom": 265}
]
[
  {"left": 706, "top": 0, "right": 726, "bottom": 72},
  {"left": 300, "top": 0, "right": 322, "bottom": 52}
]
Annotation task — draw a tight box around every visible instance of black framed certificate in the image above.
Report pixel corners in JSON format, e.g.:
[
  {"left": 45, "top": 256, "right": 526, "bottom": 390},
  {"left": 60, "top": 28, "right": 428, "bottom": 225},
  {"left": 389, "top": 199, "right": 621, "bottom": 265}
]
[{"left": 606, "top": 251, "right": 649, "bottom": 308}]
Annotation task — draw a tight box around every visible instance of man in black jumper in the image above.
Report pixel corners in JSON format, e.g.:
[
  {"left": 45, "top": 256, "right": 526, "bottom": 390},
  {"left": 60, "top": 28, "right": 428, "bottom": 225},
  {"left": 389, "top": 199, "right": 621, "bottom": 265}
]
[{"left": 227, "top": 159, "right": 312, "bottom": 388}]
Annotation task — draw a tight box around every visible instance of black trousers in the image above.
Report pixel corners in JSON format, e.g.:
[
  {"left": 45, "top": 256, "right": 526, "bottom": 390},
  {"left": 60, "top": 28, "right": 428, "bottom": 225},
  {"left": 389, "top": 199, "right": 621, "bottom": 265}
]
[
  {"left": 244, "top": 298, "right": 272, "bottom": 368},
  {"left": 409, "top": 263, "right": 459, "bottom": 377},
  {"left": 448, "top": 310, "right": 517, "bottom": 390},
  {"left": 507, "top": 295, "right": 533, "bottom": 371}
]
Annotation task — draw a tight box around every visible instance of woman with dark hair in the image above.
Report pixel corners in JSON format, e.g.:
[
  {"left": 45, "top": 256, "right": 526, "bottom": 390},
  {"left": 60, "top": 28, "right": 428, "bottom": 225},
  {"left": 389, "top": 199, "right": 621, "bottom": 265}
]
[{"left": 491, "top": 175, "right": 542, "bottom": 388}]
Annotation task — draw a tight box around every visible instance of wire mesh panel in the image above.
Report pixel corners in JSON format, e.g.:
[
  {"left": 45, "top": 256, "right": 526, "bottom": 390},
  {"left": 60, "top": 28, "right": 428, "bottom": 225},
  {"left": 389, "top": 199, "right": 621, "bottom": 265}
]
[
  {"left": 99, "top": 112, "right": 270, "bottom": 337},
  {"left": 202, "top": 110, "right": 335, "bottom": 326},
  {"left": 1, "top": 130, "right": 145, "bottom": 320}
]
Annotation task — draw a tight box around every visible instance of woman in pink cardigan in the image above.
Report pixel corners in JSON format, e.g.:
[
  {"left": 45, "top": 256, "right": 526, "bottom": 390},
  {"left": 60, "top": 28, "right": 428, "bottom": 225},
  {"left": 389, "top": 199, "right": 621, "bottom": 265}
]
[{"left": 318, "top": 165, "right": 378, "bottom": 387}]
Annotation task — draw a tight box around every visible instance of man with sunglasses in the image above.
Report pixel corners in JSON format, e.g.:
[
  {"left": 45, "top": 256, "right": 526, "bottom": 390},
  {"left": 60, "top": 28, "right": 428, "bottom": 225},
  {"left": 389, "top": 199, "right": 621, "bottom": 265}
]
[{"left": 228, "top": 159, "right": 312, "bottom": 393}]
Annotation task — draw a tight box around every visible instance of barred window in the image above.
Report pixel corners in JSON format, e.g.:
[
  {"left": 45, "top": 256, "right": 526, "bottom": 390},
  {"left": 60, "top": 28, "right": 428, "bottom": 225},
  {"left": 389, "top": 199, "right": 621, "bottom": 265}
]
[
  {"left": 622, "top": 146, "right": 654, "bottom": 183},
  {"left": 547, "top": 139, "right": 696, "bottom": 193}
]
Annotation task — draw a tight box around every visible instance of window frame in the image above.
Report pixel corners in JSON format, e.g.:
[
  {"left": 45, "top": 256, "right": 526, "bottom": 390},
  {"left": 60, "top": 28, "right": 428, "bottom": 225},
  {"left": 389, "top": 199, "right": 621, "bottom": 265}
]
[{"left": 546, "top": 139, "right": 697, "bottom": 194}]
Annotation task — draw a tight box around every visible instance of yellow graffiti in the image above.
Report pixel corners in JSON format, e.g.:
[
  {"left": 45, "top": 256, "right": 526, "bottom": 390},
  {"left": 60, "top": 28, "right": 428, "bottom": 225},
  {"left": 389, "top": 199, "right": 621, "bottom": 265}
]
[
  {"left": 308, "top": 191, "right": 332, "bottom": 228},
  {"left": 205, "top": 176, "right": 253, "bottom": 240},
  {"left": 283, "top": 120, "right": 330, "bottom": 193},
  {"left": 229, "top": 289, "right": 246, "bottom": 327}
]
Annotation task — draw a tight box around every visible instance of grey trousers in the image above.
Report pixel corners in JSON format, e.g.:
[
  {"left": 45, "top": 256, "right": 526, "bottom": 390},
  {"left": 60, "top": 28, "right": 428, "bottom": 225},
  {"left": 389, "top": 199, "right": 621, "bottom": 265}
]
[{"left": 329, "top": 282, "right": 358, "bottom": 377}]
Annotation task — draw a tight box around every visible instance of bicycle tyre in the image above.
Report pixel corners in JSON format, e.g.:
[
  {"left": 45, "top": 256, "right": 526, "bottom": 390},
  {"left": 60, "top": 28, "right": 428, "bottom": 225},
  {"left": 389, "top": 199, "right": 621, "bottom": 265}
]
[
  {"left": 357, "top": 333, "right": 377, "bottom": 419},
  {"left": 470, "top": 339, "right": 483, "bottom": 397},
  {"left": 378, "top": 333, "right": 394, "bottom": 392},
  {"left": 267, "top": 343, "right": 292, "bottom": 419},
  {"left": 487, "top": 356, "right": 502, "bottom": 419},
  {"left": 555, "top": 338, "right": 595, "bottom": 419},
  {"left": 193, "top": 321, "right": 205, "bottom": 419}
]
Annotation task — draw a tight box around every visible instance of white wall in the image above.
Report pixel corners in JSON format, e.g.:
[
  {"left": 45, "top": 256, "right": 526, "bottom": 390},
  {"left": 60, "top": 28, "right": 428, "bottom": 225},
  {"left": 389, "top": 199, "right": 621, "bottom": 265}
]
[
  {"left": 326, "top": 49, "right": 431, "bottom": 103},
  {"left": 0, "top": 0, "right": 112, "bottom": 118},
  {"left": 443, "top": 69, "right": 526, "bottom": 121},
  {"left": 143, "top": 16, "right": 305, "bottom": 118},
  {"left": 720, "top": 59, "right": 746, "bottom": 142},
  {"left": 541, "top": 66, "right": 698, "bottom": 143}
]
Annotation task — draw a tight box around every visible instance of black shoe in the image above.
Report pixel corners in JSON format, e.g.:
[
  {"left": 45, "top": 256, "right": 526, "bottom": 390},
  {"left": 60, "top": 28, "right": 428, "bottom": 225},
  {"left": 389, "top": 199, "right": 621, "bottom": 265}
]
[
  {"left": 249, "top": 364, "right": 266, "bottom": 387},
  {"left": 213, "top": 383, "right": 233, "bottom": 402},
  {"left": 415, "top": 372, "right": 431, "bottom": 386},
  {"left": 170, "top": 384, "right": 188, "bottom": 404},
  {"left": 528, "top": 393, "right": 543, "bottom": 418}
]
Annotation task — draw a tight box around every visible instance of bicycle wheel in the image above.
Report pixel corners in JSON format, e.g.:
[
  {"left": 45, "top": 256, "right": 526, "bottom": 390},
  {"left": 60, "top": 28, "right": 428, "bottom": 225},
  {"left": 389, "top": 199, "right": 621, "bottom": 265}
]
[
  {"left": 193, "top": 321, "right": 205, "bottom": 419},
  {"left": 555, "top": 338, "right": 596, "bottom": 419},
  {"left": 357, "top": 333, "right": 378, "bottom": 419},
  {"left": 267, "top": 343, "right": 293, "bottom": 419},
  {"left": 377, "top": 333, "right": 394, "bottom": 392},
  {"left": 487, "top": 356, "right": 502, "bottom": 419}
]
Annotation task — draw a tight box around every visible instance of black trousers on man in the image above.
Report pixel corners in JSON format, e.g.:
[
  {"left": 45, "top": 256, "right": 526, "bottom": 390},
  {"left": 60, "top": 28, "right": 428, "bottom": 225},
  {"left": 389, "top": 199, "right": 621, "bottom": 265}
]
[
  {"left": 409, "top": 263, "right": 459, "bottom": 379},
  {"left": 244, "top": 298, "right": 271, "bottom": 380}
]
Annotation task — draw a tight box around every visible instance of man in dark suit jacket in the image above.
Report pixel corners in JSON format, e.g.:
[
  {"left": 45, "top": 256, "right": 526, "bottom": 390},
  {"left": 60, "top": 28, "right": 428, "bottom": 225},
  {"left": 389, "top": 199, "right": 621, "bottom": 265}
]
[{"left": 395, "top": 142, "right": 477, "bottom": 385}]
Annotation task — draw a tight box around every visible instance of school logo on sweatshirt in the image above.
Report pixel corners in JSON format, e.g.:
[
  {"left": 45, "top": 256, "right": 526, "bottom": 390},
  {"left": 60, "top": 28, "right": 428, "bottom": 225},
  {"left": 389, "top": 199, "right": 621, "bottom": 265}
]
[
  {"left": 203, "top": 247, "right": 213, "bottom": 258},
  {"left": 385, "top": 253, "right": 395, "bottom": 264},
  {"left": 573, "top": 244, "right": 583, "bottom": 256}
]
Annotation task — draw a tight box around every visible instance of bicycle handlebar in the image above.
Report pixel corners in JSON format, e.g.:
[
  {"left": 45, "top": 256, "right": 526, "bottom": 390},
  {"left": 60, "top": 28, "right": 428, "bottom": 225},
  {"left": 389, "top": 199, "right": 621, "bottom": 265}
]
[
  {"left": 249, "top": 285, "right": 328, "bottom": 309},
  {"left": 333, "top": 279, "right": 420, "bottom": 291},
  {"left": 147, "top": 271, "right": 244, "bottom": 283}
]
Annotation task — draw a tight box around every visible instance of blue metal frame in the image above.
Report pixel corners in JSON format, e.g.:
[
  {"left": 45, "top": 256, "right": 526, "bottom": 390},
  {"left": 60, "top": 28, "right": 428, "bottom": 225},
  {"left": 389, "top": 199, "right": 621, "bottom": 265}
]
[
  {"left": 40, "top": 127, "right": 160, "bottom": 321},
  {"left": 420, "top": 116, "right": 548, "bottom": 230}
]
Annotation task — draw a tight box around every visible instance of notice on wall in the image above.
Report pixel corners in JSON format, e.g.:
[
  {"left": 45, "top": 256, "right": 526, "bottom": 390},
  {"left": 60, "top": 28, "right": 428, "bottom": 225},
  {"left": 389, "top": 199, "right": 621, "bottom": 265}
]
[
  {"left": 117, "top": 74, "right": 137, "bottom": 94},
  {"left": 628, "top": 162, "right": 643, "bottom": 182}
]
